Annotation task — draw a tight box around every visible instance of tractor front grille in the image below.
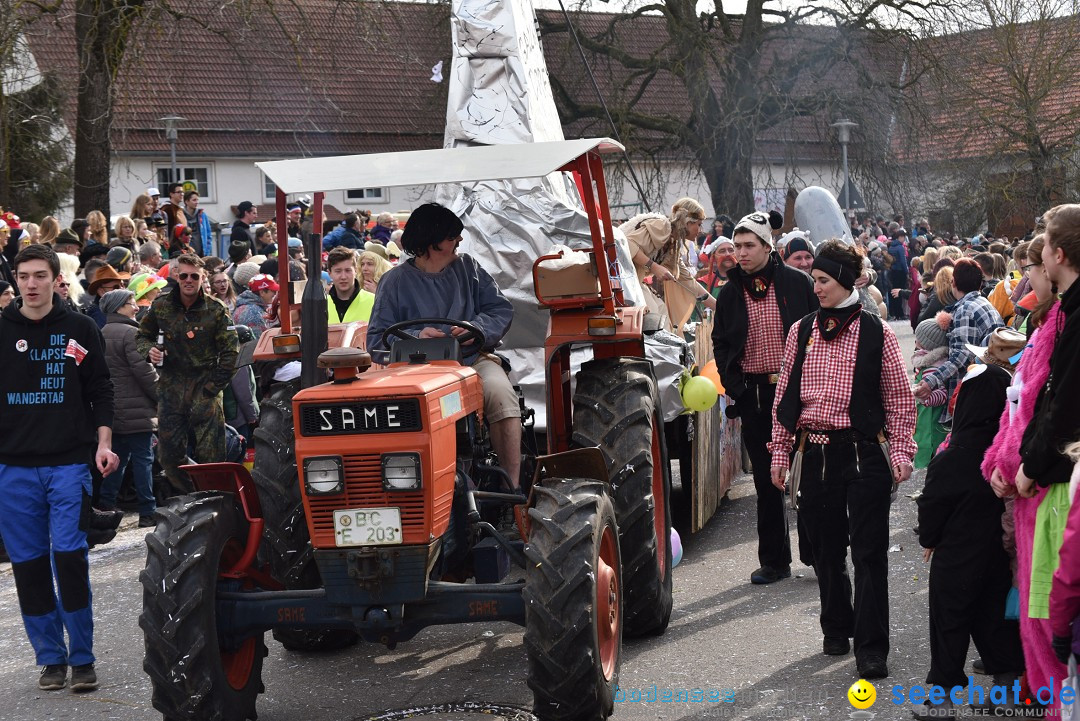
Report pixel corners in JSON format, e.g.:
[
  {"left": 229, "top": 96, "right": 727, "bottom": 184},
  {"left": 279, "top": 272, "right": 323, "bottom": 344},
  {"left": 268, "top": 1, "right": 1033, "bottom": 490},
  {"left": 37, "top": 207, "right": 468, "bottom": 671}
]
[{"left": 307, "top": 453, "right": 427, "bottom": 547}]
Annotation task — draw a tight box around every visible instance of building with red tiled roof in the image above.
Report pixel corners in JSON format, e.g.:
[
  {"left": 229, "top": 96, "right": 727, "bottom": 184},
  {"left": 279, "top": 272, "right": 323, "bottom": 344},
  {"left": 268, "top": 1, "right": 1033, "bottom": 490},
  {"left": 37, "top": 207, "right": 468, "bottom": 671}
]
[
  {"left": 23, "top": 0, "right": 453, "bottom": 224},
  {"left": 20, "top": 0, "right": 896, "bottom": 224},
  {"left": 18, "top": 0, "right": 1076, "bottom": 233}
]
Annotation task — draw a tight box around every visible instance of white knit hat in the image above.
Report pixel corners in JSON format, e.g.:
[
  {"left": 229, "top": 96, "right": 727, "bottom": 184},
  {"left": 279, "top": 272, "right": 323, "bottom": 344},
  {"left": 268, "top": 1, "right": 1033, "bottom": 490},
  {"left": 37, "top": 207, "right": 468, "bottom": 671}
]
[{"left": 733, "top": 210, "right": 784, "bottom": 248}]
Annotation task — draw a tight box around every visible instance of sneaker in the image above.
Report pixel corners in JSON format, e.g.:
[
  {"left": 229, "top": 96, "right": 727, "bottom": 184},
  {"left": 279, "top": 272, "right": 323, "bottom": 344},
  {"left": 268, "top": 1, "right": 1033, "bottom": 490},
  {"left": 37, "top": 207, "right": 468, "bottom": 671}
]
[
  {"left": 138, "top": 515, "right": 157, "bottom": 528},
  {"left": 70, "top": 664, "right": 98, "bottom": 692},
  {"left": 972, "top": 657, "right": 986, "bottom": 674},
  {"left": 823, "top": 636, "right": 850, "bottom": 656},
  {"left": 912, "top": 699, "right": 954, "bottom": 719},
  {"left": 857, "top": 654, "right": 889, "bottom": 680},
  {"left": 750, "top": 565, "right": 791, "bottom": 585},
  {"left": 39, "top": 664, "right": 67, "bottom": 690}
]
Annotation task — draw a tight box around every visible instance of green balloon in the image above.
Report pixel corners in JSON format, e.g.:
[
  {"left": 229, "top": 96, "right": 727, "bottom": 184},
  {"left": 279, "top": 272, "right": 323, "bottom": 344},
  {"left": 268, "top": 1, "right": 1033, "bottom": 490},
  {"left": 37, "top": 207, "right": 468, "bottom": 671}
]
[{"left": 682, "top": 375, "right": 718, "bottom": 412}]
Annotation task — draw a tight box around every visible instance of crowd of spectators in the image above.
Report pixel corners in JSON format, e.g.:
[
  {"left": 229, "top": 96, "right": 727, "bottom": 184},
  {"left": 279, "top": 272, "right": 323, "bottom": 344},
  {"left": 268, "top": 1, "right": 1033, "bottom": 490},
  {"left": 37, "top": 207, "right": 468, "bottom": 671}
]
[
  {"left": 0, "top": 190, "right": 402, "bottom": 546},
  {"left": 2, "top": 191, "right": 1080, "bottom": 718}
]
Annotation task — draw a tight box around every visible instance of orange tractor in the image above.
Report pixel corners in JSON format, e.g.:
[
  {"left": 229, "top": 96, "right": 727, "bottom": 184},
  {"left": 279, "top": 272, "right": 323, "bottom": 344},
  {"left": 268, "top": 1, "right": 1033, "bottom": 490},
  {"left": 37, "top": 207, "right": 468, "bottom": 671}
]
[{"left": 139, "top": 138, "right": 673, "bottom": 721}]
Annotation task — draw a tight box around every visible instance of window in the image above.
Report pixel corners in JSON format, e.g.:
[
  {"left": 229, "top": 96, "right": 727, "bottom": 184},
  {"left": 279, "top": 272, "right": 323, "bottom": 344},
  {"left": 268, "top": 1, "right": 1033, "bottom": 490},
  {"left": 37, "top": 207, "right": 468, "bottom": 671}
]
[
  {"left": 154, "top": 165, "right": 212, "bottom": 201},
  {"left": 263, "top": 173, "right": 277, "bottom": 201},
  {"left": 346, "top": 187, "right": 386, "bottom": 202}
]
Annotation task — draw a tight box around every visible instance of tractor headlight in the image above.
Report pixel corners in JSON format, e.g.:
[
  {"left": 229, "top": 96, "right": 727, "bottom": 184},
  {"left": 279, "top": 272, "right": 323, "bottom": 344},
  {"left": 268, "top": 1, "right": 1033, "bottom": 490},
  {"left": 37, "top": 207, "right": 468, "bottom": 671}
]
[
  {"left": 382, "top": 453, "right": 422, "bottom": 491},
  {"left": 304, "top": 456, "right": 344, "bottom": 495}
]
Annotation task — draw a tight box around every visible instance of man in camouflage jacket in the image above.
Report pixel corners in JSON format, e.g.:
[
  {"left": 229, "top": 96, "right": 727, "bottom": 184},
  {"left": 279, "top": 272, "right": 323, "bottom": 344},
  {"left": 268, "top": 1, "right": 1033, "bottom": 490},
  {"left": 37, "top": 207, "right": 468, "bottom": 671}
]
[{"left": 136, "top": 255, "right": 238, "bottom": 493}]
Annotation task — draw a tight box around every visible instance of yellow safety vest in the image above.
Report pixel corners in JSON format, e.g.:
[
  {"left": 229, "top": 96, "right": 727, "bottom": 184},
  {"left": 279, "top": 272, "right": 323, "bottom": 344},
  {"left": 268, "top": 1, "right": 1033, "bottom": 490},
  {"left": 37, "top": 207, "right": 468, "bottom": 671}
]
[{"left": 328, "top": 289, "right": 375, "bottom": 323}]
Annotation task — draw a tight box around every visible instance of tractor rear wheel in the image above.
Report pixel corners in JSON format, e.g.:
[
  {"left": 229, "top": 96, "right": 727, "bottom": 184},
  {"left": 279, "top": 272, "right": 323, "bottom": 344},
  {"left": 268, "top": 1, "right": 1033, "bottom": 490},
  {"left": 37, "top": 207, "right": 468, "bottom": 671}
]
[
  {"left": 251, "top": 380, "right": 359, "bottom": 652},
  {"left": 524, "top": 478, "right": 622, "bottom": 721},
  {"left": 572, "top": 357, "right": 673, "bottom": 637},
  {"left": 140, "top": 493, "right": 266, "bottom": 721}
]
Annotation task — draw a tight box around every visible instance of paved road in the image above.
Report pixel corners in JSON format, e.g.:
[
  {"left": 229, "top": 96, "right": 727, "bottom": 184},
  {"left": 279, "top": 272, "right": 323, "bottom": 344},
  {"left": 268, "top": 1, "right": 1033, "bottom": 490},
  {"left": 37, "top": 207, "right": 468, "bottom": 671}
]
[{"left": 0, "top": 321, "right": 942, "bottom": 721}]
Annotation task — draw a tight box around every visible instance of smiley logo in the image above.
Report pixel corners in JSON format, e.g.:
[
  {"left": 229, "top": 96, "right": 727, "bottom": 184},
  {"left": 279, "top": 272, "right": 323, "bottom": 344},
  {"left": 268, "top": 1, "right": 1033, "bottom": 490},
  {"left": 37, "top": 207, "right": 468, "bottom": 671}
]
[{"left": 847, "top": 679, "right": 876, "bottom": 709}]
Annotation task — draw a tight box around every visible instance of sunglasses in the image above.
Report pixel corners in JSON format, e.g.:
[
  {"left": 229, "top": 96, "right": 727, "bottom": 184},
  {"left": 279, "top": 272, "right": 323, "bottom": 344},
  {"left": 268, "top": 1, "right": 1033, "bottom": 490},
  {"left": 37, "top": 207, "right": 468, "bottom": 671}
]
[
  {"left": 176, "top": 272, "right": 201, "bottom": 281},
  {"left": 58, "top": 282, "right": 70, "bottom": 288}
]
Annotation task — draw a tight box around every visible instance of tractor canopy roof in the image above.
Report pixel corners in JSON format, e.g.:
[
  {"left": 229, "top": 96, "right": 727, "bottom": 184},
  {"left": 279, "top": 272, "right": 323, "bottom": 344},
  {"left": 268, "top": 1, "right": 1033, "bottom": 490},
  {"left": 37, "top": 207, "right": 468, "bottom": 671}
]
[{"left": 256, "top": 137, "right": 623, "bottom": 195}]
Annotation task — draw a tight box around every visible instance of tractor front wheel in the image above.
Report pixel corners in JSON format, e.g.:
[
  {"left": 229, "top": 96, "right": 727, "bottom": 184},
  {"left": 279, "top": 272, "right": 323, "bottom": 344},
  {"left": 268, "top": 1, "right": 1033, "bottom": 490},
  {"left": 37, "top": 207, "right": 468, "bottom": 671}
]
[
  {"left": 139, "top": 493, "right": 266, "bottom": 721},
  {"left": 572, "top": 357, "right": 673, "bottom": 637},
  {"left": 524, "top": 477, "right": 622, "bottom": 721}
]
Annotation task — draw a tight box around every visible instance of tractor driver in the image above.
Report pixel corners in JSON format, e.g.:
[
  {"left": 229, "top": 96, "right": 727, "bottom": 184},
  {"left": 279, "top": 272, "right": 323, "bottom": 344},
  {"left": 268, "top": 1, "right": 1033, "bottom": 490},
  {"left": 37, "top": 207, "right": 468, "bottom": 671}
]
[{"left": 366, "top": 203, "right": 521, "bottom": 490}]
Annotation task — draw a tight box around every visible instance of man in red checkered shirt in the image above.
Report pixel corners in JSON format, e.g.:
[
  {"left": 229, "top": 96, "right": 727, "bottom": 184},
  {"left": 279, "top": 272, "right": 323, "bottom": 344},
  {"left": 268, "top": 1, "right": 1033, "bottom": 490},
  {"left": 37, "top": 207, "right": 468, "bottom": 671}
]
[
  {"left": 768, "top": 239, "right": 916, "bottom": 681},
  {"left": 711, "top": 210, "right": 817, "bottom": 586}
]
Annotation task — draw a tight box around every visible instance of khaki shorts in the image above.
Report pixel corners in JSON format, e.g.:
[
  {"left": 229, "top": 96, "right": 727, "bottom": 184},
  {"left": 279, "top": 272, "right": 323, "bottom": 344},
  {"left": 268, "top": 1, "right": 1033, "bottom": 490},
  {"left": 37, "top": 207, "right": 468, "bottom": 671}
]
[{"left": 473, "top": 354, "right": 521, "bottom": 424}]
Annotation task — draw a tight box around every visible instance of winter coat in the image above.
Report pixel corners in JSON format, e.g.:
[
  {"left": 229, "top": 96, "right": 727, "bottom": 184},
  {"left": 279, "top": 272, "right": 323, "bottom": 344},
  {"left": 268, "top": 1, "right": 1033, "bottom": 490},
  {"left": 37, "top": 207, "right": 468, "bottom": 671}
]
[
  {"left": 232, "top": 290, "right": 271, "bottom": 338},
  {"left": 1022, "top": 281, "right": 1080, "bottom": 488},
  {"left": 85, "top": 297, "right": 106, "bottom": 328},
  {"left": 710, "top": 251, "right": 817, "bottom": 404},
  {"left": 231, "top": 220, "right": 254, "bottom": 255},
  {"left": 919, "top": 364, "right": 1010, "bottom": 559},
  {"left": 980, "top": 299, "right": 1064, "bottom": 695},
  {"left": 322, "top": 223, "right": 363, "bottom": 251},
  {"left": 888, "top": 238, "right": 909, "bottom": 274},
  {"left": 370, "top": 224, "right": 392, "bottom": 245},
  {"left": 102, "top": 313, "right": 158, "bottom": 433}
]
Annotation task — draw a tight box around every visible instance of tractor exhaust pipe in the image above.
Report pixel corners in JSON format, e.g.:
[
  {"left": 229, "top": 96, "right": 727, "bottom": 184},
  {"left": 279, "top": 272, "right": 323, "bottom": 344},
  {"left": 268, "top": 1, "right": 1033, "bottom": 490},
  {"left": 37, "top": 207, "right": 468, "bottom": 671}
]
[{"left": 301, "top": 233, "right": 328, "bottom": 389}]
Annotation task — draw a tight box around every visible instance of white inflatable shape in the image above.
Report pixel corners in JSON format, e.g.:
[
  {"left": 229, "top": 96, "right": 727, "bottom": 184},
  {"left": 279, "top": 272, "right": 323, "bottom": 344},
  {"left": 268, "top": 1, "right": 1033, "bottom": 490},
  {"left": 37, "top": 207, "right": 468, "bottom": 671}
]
[{"left": 794, "top": 186, "right": 854, "bottom": 249}]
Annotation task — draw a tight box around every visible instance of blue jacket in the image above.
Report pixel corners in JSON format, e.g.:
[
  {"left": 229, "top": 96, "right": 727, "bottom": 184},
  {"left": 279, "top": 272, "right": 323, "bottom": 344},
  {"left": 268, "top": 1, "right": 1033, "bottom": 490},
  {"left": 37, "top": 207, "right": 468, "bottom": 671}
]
[
  {"left": 323, "top": 223, "right": 363, "bottom": 251},
  {"left": 888, "top": 238, "right": 909, "bottom": 274},
  {"left": 370, "top": 225, "right": 392, "bottom": 245}
]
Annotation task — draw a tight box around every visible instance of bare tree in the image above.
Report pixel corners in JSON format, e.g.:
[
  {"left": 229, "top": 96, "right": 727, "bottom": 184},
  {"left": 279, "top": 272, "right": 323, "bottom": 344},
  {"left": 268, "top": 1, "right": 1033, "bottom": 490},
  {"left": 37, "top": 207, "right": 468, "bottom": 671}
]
[
  {"left": 539, "top": 0, "right": 944, "bottom": 216},
  {"left": 906, "top": 0, "right": 1080, "bottom": 233},
  {"left": 0, "top": 1, "right": 72, "bottom": 217}
]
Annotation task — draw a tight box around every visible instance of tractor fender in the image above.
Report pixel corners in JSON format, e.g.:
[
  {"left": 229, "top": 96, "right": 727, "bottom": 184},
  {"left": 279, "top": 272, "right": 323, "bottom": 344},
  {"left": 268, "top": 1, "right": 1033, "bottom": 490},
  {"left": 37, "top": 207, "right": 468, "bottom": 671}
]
[
  {"left": 530, "top": 447, "right": 609, "bottom": 489},
  {"left": 180, "top": 462, "right": 266, "bottom": 579}
]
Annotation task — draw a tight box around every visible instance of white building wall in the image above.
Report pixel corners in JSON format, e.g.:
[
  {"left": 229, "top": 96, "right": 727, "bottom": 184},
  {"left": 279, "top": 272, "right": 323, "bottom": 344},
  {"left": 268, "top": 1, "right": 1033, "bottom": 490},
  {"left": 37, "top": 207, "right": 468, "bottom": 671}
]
[
  {"left": 110, "top": 155, "right": 437, "bottom": 226},
  {"left": 604, "top": 158, "right": 846, "bottom": 220},
  {"left": 107, "top": 153, "right": 851, "bottom": 234}
]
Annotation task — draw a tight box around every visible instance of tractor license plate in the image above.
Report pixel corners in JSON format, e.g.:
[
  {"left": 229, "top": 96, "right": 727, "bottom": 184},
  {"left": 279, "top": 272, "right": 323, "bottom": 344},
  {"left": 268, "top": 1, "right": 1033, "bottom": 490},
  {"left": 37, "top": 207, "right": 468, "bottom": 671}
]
[{"left": 333, "top": 507, "right": 403, "bottom": 547}]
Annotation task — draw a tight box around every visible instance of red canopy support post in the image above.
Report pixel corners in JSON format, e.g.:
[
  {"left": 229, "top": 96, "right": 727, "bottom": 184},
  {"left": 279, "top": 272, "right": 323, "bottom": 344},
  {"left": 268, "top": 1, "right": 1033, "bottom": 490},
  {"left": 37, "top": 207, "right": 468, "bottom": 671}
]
[{"left": 276, "top": 187, "right": 291, "bottom": 334}]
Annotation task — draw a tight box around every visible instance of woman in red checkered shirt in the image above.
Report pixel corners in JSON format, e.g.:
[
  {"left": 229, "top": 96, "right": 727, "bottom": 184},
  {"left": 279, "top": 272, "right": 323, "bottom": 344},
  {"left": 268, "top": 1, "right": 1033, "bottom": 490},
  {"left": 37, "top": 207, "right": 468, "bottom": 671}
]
[{"left": 768, "top": 239, "right": 917, "bottom": 682}]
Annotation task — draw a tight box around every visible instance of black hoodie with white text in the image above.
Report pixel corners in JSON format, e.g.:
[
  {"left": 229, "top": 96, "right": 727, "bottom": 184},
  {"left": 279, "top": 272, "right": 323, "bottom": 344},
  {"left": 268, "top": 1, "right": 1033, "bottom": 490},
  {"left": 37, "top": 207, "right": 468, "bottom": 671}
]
[{"left": 0, "top": 294, "right": 114, "bottom": 466}]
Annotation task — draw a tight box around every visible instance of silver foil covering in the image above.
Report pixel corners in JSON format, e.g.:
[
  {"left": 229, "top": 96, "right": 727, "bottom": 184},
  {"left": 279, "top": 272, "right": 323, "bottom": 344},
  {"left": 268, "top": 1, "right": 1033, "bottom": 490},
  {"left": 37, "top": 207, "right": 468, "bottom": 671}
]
[{"left": 437, "top": 0, "right": 687, "bottom": 430}]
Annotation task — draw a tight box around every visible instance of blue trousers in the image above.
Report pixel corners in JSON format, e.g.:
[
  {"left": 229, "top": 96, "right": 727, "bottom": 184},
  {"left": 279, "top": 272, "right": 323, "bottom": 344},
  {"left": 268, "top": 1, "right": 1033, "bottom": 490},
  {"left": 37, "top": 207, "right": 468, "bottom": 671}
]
[
  {"left": 0, "top": 463, "right": 95, "bottom": 667},
  {"left": 99, "top": 431, "right": 156, "bottom": 516}
]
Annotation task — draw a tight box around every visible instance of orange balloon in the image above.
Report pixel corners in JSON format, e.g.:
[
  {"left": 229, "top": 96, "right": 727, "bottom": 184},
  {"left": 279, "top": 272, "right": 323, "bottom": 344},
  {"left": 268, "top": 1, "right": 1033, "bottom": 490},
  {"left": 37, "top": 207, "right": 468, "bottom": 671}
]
[{"left": 700, "top": 359, "right": 724, "bottom": 395}]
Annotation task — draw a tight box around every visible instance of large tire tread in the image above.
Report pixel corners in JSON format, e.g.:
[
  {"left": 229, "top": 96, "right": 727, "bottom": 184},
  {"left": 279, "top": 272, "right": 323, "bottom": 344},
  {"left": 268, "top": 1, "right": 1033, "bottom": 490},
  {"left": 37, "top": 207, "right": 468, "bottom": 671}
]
[
  {"left": 524, "top": 478, "right": 621, "bottom": 721},
  {"left": 140, "top": 493, "right": 266, "bottom": 721},
  {"left": 572, "top": 357, "right": 673, "bottom": 637}
]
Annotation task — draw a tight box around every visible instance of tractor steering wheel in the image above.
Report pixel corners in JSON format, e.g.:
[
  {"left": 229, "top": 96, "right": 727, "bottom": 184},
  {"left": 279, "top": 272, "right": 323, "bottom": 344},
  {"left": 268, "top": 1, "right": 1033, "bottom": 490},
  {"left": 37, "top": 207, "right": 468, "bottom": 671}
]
[{"left": 380, "top": 318, "right": 486, "bottom": 352}]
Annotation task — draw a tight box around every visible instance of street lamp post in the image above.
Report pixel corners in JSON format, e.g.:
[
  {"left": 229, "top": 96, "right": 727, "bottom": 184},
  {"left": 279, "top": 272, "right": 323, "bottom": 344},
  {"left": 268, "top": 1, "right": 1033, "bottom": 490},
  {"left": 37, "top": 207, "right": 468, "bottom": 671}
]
[
  {"left": 159, "top": 116, "right": 186, "bottom": 184},
  {"left": 830, "top": 119, "right": 858, "bottom": 218}
]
